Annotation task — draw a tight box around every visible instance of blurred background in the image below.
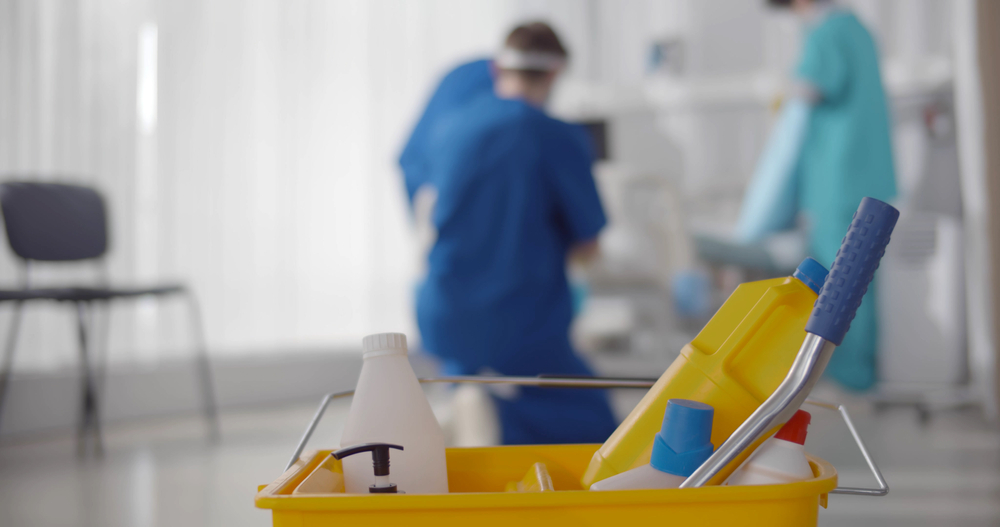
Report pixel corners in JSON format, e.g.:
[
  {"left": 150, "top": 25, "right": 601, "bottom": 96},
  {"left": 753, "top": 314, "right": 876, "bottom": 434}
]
[{"left": 1, "top": 0, "right": 999, "bottom": 525}]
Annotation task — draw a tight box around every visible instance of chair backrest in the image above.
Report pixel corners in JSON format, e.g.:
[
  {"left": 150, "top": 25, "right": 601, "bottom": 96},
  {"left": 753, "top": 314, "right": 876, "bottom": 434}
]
[{"left": 0, "top": 181, "right": 108, "bottom": 261}]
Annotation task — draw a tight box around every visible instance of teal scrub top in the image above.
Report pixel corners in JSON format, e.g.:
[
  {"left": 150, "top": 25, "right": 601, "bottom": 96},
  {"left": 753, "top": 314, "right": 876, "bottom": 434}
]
[{"left": 796, "top": 10, "right": 897, "bottom": 266}]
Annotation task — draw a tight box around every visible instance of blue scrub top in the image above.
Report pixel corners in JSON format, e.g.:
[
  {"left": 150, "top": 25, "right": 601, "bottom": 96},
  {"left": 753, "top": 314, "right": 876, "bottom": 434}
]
[
  {"left": 416, "top": 93, "right": 607, "bottom": 376},
  {"left": 399, "top": 59, "right": 495, "bottom": 203}
]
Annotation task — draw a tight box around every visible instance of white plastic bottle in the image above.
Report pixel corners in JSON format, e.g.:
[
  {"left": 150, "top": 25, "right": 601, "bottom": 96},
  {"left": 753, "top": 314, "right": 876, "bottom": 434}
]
[
  {"left": 726, "top": 410, "right": 813, "bottom": 486},
  {"left": 339, "top": 333, "right": 449, "bottom": 494},
  {"left": 590, "top": 399, "right": 714, "bottom": 491}
]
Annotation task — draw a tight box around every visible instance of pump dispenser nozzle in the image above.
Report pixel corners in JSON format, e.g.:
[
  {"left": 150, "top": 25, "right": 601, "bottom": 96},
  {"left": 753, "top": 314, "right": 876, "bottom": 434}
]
[{"left": 332, "top": 443, "right": 405, "bottom": 493}]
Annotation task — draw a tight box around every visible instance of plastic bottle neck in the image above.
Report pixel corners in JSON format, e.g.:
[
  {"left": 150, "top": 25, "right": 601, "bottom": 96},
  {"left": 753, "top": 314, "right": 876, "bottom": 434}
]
[
  {"left": 363, "top": 349, "right": 407, "bottom": 360},
  {"left": 772, "top": 438, "right": 806, "bottom": 452}
]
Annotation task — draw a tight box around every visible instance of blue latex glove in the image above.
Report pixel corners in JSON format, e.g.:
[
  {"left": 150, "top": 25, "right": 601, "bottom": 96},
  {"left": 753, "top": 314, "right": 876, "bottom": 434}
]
[
  {"left": 569, "top": 279, "right": 590, "bottom": 317},
  {"left": 734, "top": 98, "right": 811, "bottom": 243}
]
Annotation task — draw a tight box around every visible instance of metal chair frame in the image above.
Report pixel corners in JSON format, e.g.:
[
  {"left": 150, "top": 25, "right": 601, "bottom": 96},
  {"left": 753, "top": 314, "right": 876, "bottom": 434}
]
[{"left": 0, "top": 181, "right": 218, "bottom": 455}]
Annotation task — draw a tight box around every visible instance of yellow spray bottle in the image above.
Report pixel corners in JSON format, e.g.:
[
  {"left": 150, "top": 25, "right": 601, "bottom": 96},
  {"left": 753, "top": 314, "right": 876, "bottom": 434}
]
[{"left": 582, "top": 257, "right": 829, "bottom": 488}]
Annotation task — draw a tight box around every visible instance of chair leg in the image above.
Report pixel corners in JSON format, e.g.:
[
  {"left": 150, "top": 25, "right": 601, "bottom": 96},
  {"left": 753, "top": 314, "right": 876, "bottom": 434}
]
[
  {"left": 75, "top": 302, "right": 103, "bottom": 457},
  {"left": 184, "top": 292, "right": 219, "bottom": 440},
  {"left": 92, "top": 300, "right": 111, "bottom": 404},
  {"left": 0, "top": 301, "right": 25, "bottom": 434}
]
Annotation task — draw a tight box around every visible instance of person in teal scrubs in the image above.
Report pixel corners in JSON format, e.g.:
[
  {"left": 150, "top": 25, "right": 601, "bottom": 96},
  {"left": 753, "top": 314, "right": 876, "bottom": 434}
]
[{"left": 736, "top": 0, "right": 896, "bottom": 390}]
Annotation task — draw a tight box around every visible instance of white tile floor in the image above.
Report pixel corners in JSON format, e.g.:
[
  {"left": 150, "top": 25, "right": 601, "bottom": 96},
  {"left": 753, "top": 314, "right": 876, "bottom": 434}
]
[{"left": 0, "top": 385, "right": 998, "bottom": 527}]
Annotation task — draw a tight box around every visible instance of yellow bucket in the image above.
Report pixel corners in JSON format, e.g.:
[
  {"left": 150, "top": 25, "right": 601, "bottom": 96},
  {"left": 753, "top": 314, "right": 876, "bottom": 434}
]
[{"left": 256, "top": 443, "right": 837, "bottom": 527}]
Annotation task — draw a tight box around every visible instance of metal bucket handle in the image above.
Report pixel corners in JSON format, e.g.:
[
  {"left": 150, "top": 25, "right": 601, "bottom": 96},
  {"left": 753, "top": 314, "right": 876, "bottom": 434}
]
[
  {"left": 282, "top": 376, "right": 887, "bottom": 497},
  {"left": 802, "top": 398, "right": 888, "bottom": 496}
]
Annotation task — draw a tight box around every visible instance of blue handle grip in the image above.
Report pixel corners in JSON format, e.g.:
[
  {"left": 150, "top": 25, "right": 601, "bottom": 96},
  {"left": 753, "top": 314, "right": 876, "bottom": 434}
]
[{"left": 805, "top": 197, "right": 899, "bottom": 345}]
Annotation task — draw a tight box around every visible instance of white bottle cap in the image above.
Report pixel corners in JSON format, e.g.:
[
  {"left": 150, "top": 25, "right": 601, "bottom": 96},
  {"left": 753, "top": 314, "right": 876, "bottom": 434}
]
[{"left": 362, "top": 333, "right": 408, "bottom": 358}]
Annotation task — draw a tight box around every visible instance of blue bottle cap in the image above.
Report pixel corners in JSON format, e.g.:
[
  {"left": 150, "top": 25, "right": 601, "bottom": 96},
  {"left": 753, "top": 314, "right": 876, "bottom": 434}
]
[
  {"left": 649, "top": 399, "right": 715, "bottom": 477},
  {"left": 793, "top": 257, "right": 829, "bottom": 295}
]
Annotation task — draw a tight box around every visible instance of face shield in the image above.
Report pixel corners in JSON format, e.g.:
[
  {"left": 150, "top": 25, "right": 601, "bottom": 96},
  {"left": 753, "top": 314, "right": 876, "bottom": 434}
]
[{"left": 494, "top": 48, "right": 566, "bottom": 72}]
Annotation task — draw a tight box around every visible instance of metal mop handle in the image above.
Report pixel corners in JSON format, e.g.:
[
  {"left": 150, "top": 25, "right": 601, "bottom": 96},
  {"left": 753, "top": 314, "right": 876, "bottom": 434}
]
[{"left": 680, "top": 197, "right": 899, "bottom": 489}]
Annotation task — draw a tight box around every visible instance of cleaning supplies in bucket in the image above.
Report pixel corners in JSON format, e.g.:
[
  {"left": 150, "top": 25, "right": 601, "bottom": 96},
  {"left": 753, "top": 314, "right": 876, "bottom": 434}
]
[
  {"left": 582, "top": 258, "right": 829, "bottom": 488},
  {"left": 591, "top": 399, "right": 714, "bottom": 491},
  {"left": 339, "top": 333, "right": 449, "bottom": 494},
  {"left": 725, "top": 410, "right": 813, "bottom": 486}
]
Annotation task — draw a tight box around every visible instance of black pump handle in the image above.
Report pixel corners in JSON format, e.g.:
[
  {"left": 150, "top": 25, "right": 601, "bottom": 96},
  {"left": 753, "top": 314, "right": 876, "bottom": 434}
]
[
  {"left": 331, "top": 442, "right": 404, "bottom": 460},
  {"left": 331, "top": 442, "right": 404, "bottom": 477}
]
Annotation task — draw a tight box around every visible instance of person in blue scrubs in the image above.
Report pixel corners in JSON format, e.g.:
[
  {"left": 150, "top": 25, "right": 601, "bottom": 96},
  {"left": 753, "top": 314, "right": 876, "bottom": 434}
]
[
  {"left": 736, "top": 0, "right": 897, "bottom": 390},
  {"left": 399, "top": 22, "right": 618, "bottom": 444}
]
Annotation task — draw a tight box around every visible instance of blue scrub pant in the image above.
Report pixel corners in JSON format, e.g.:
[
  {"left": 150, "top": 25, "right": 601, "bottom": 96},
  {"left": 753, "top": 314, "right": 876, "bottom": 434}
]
[{"left": 440, "top": 351, "right": 618, "bottom": 445}]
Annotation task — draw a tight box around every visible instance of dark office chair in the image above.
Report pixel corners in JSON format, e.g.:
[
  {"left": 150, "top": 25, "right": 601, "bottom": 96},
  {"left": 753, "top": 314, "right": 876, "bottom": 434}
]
[{"left": 0, "top": 181, "right": 218, "bottom": 455}]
